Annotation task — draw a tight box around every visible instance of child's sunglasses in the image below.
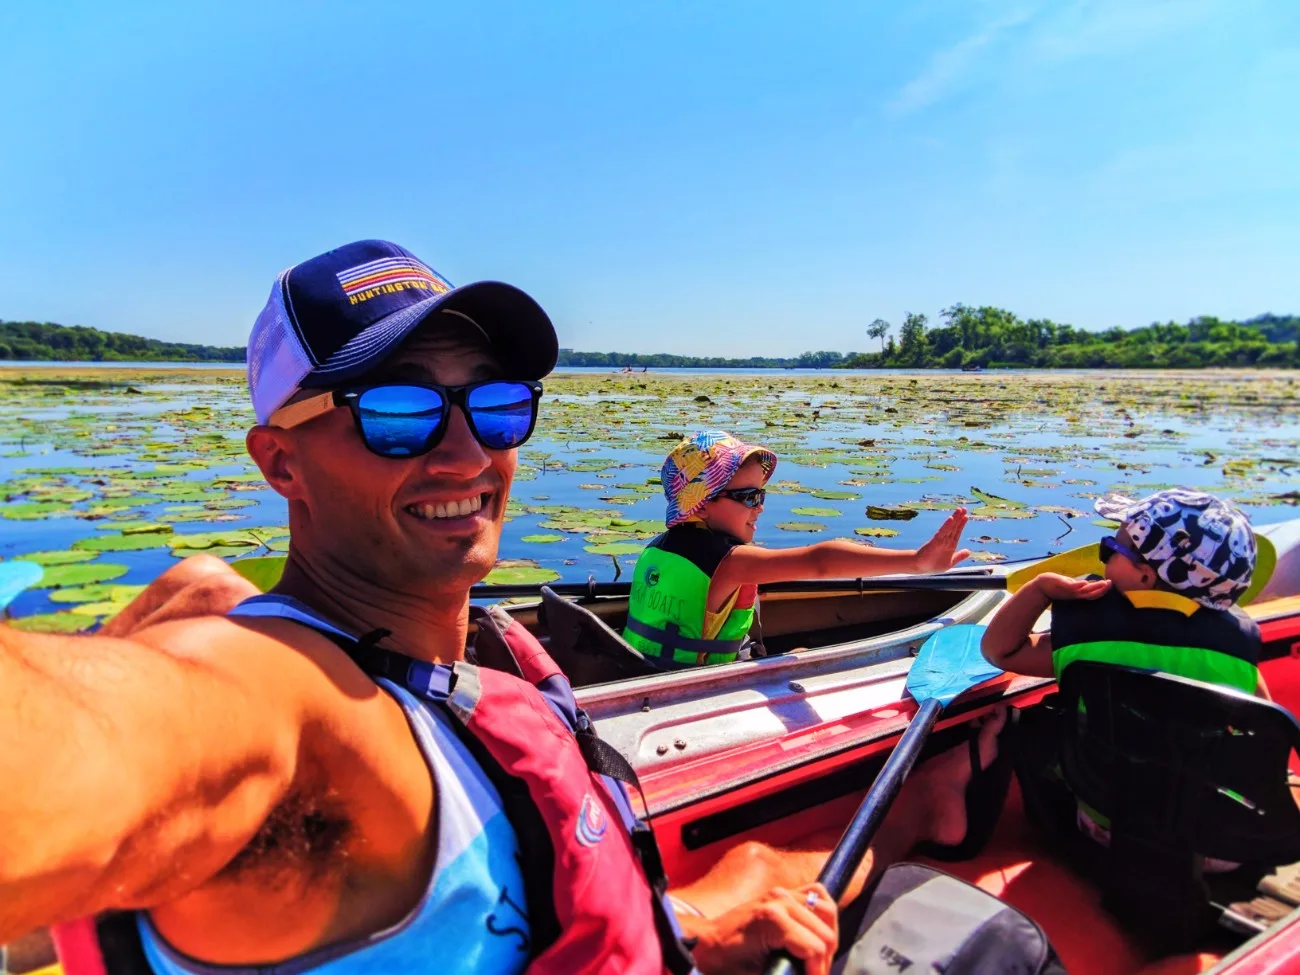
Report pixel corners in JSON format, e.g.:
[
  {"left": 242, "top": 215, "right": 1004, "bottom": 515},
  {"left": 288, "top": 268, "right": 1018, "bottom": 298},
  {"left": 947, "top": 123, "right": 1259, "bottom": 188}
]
[
  {"left": 717, "top": 486, "right": 766, "bottom": 509},
  {"left": 1098, "top": 535, "right": 1143, "bottom": 566},
  {"left": 269, "top": 380, "right": 543, "bottom": 459}
]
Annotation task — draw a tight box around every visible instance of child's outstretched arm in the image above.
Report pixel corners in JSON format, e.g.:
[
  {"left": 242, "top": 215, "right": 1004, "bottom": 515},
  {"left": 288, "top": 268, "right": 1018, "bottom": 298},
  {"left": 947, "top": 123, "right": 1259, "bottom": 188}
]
[
  {"left": 710, "top": 509, "right": 971, "bottom": 601},
  {"left": 981, "top": 573, "right": 1111, "bottom": 677}
]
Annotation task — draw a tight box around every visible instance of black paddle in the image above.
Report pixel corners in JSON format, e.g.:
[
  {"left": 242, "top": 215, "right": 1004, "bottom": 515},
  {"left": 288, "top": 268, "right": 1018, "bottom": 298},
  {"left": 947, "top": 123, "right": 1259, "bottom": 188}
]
[
  {"left": 761, "top": 624, "right": 1004, "bottom": 975},
  {"left": 469, "top": 572, "right": 1007, "bottom": 601}
]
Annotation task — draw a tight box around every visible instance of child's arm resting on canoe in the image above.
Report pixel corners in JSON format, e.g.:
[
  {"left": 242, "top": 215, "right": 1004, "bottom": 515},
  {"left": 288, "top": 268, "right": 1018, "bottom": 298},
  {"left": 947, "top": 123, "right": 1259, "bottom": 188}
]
[
  {"left": 981, "top": 573, "right": 1111, "bottom": 677},
  {"left": 710, "top": 508, "right": 971, "bottom": 597},
  {"left": 0, "top": 617, "right": 346, "bottom": 941}
]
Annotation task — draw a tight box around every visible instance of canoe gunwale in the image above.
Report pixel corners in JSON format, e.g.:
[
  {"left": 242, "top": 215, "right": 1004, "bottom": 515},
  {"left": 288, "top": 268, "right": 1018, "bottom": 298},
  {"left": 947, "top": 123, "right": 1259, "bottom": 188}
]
[
  {"left": 641, "top": 676, "right": 1055, "bottom": 821},
  {"left": 576, "top": 588, "right": 1008, "bottom": 774},
  {"left": 1210, "top": 904, "right": 1300, "bottom": 974},
  {"left": 576, "top": 586, "right": 1006, "bottom": 707}
]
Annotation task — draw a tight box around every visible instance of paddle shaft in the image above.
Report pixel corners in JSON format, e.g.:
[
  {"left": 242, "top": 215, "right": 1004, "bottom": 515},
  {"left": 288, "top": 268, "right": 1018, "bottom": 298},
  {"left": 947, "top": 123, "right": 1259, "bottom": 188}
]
[
  {"left": 470, "top": 573, "right": 1006, "bottom": 601},
  {"left": 761, "top": 698, "right": 943, "bottom": 975}
]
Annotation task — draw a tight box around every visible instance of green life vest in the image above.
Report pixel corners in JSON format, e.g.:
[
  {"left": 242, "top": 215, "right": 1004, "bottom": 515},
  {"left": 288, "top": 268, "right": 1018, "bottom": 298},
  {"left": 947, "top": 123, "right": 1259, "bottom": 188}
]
[
  {"left": 1050, "top": 584, "right": 1261, "bottom": 694},
  {"left": 623, "top": 524, "right": 756, "bottom": 669}
]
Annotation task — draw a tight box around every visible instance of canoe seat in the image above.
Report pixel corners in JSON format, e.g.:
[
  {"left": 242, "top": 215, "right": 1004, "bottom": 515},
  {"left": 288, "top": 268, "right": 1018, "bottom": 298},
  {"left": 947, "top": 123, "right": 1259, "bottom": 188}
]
[
  {"left": 537, "top": 586, "right": 658, "bottom": 686},
  {"left": 1046, "top": 663, "right": 1300, "bottom": 951}
]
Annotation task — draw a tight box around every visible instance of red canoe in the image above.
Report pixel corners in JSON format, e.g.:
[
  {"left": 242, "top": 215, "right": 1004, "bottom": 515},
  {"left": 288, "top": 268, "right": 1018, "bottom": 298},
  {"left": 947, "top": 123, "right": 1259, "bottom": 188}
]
[{"left": 547, "top": 519, "right": 1300, "bottom": 974}]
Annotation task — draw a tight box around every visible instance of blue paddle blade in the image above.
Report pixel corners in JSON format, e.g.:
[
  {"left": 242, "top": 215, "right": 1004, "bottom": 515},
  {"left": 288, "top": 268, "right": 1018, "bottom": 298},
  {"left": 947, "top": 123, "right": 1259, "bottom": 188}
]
[
  {"left": 907, "top": 624, "right": 1004, "bottom": 707},
  {"left": 0, "top": 561, "right": 43, "bottom": 612}
]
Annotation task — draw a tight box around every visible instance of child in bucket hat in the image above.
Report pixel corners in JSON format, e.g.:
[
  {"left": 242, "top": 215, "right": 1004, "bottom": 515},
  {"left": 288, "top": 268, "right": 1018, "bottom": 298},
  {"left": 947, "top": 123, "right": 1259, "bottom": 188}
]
[{"left": 622, "top": 431, "right": 972, "bottom": 670}]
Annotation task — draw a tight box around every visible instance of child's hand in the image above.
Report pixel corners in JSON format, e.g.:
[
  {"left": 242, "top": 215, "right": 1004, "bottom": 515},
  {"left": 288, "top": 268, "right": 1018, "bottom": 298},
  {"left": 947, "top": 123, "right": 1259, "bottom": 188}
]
[
  {"left": 1033, "top": 573, "right": 1111, "bottom": 601},
  {"left": 914, "top": 508, "right": 972, "bottom": 573}
]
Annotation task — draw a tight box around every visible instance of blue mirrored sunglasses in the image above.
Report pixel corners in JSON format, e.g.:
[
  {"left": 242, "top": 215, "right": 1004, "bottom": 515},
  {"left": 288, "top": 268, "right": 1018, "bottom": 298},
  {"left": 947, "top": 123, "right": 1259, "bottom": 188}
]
[
  {"left": 717, "top": 486, "right": 766, "bottom": 509},
  {"left": 1098, "top": 535, "right": 1143, "bottom": 566},
  {"left": 270, "top": 380, "right": 543, "bottom": 459}
]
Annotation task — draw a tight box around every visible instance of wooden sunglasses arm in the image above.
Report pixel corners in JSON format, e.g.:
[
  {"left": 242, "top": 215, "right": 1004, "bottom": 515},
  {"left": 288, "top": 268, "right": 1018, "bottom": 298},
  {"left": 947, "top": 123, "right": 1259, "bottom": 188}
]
[{"left": 267, "top": 391, "right": 336, "bottom": 429}]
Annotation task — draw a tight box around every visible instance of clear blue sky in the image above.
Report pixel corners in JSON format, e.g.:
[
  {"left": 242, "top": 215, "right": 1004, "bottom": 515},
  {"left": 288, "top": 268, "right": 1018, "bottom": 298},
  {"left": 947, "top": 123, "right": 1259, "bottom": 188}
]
[{"left": 2, "top": 1, "right": 1297, "bottom": 356}]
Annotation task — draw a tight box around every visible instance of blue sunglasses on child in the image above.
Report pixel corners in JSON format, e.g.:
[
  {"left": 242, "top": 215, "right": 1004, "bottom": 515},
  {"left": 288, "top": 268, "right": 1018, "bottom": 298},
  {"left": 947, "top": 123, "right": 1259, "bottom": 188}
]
[
  {"left": 1099, "top": 535, "right": 1144, "bottom": 566},
  {"left": 269, "top": 380, "right": 543, "bottom": 459}
]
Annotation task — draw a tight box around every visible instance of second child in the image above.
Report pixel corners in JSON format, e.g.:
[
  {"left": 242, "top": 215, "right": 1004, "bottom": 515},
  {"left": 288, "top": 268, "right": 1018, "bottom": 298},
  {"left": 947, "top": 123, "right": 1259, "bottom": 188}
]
[{"left": 623, "top": 430, "right": 971, "bottom": 669}]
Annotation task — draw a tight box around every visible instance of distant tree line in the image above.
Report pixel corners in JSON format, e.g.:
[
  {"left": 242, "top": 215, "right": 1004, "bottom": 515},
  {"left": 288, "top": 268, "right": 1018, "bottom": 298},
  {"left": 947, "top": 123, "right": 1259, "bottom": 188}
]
[
  {"left": 4, "top": 312, "right": 1297, "bottom": 370},
  {"left": 556, "top": 349, "right": 850, "bottom": 368},
  {"left": 843, "top": 310, "right": 1300, "bottom": 369},
  {"left": 0, "top": 321, "right": 245, "bottom": 362}
]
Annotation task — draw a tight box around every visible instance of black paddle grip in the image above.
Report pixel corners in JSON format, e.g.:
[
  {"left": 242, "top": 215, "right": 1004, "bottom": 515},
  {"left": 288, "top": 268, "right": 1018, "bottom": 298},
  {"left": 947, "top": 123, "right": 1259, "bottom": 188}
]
[{"left": 760, "top": 698, "right": 944, "bottom": 975}]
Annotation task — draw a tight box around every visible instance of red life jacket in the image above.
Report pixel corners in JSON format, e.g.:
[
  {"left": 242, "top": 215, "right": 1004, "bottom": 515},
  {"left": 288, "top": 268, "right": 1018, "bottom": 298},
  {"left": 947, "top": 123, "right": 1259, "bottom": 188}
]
[{"left": 51, "top": 602, "right": 696, "bottom": 975}]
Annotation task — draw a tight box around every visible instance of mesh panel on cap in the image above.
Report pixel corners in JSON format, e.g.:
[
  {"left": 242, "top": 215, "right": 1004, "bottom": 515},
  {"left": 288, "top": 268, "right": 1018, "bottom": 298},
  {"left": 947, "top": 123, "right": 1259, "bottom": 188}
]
[
  {"left": 313, "top": 291, "right": 446, "bottom": 376},
  {"left": 248, "top": 276, "right": 314, "bottom": 424}
]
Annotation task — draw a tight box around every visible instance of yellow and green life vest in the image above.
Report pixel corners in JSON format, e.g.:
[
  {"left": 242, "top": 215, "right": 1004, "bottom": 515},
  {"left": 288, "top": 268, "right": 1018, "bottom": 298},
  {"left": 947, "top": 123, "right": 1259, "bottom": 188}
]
[
  {"left": 623, "top": 524, "right": 756, "bottom": 669},
  {"left": 1050, "top": 584, "right": 1261, "bottom": 694}
]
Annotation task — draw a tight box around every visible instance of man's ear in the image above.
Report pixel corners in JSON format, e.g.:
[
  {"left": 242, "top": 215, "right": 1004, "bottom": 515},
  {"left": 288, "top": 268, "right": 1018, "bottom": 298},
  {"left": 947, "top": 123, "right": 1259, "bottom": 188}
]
[
  {"left": 246, "top": 426, "right": 307, "bottom": 501},
  {"left": 1138, "top": 563, "right": 1158, "bottom": 587}
]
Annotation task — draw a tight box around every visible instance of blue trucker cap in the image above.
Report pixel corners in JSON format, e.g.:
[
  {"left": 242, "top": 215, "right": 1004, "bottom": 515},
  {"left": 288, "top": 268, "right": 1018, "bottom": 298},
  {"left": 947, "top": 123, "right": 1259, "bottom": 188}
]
[{"left": 247, "top": 239, "right": 558, "bottom": 423}]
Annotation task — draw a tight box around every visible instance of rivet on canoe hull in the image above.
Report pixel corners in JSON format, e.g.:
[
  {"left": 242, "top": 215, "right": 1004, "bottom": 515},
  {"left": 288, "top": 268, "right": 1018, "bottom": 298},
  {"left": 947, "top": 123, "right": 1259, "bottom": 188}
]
[
  {"left": 656, "top": 744, "right": 669, "bottom": 756},
  {"left": 788, "top": 680, "right": 806, "bottom": 693},
  {"left": 673, "top": 739, "right": 687, "bottom": 750}
]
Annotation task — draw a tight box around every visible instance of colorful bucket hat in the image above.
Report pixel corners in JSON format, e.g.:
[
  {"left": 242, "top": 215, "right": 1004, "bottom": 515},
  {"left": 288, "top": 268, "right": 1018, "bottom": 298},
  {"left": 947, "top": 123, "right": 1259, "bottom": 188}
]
[
  {"left": 661, "top": 431, "right": 777, "bottom": 527},
  {"left": 1094, "top": 488, "right": 1256, "bottom": 610}
]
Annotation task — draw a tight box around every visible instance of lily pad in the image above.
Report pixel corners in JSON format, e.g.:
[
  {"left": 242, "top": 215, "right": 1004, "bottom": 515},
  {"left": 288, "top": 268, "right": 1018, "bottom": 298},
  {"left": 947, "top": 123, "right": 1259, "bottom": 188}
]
[
  {"left": 1036, "top": 505, "right": 1087, "bottom": 518},
  {"left": 230, "top": 556, "right": 286, "bottom": 592},
  {"left": 73, "top": 532, "right": 175, "bottom": 552},
  {"left": 521, "top": 534, "right": 566, "bottom": 544},
  {"left": 809, "top": 490, "right": 858, "bottom": 501},
  {"left": 168, "top": 528, "right": 288, "bottom": 554},
  {"left": 7, "top": 611, "right": 98, "bottom": 633},
  {"left": 1, "top": 500, "right": 72, "bottom": 520},
  {"left": 791, "top": 506, "right": 842, "bottom": 517},
  {"left": 854, "top": 527, "right": 900, "bottom": 537},
  {"left": 228, "top": 553, "right": 289, "bottom": 592},
  {"left": 69, "top": 600, "right": 128, "bottom": 617},
  {"left": 36, "top": 562, "right": 129, "bottom": 588},
  {"left": 776, "top": 521, "right": 826, "bottom": 532},
  {"left": 121, "top": 522, "right": 175, "bottom": 535},
  {"left": 15, "top": 548, "right": 99, "bottom": 566},
  {"left": 484, "top": 560, "right": 560, "bottom": 586},
  {"left": 970, "top": 486, "right": 1028, "bottom": 509},
  {"left": 49, "top": 583, "right": 146, "bottom": 605},
  {"left": 158, "top": 508, "right": 249, "bottom": 523},
  {"left": 969, "top": 505, "right": 1037, "bottom": 521},
  {"left": 867, "top": 505, "right": 919, "bottom": 521},
  {"left": 584, "top": 540, "right": 647, "bottom": 555}
]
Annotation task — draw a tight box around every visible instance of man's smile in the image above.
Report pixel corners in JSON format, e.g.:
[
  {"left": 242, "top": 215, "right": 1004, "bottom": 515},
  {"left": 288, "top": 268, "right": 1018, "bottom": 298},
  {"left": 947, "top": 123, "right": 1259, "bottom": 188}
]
[{"left": 403, "top": 491, "right": 494, "bottom": 524}]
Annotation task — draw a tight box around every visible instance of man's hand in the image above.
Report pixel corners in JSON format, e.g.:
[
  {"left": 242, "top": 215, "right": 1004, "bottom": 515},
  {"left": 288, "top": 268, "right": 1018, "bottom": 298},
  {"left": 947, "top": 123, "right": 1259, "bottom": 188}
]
[
  {"left": 913, "top": 508, "right": 971, "bottom": 574},
  {"left": 690, "top": 883, "right": 838, "bottom": 975},
  {"left": 1032, "top": 573, "right": 1111, "bottom": 602}
]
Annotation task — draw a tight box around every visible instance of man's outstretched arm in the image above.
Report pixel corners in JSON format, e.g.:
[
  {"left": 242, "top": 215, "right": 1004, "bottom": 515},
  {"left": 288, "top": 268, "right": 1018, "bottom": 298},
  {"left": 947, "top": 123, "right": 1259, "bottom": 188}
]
[{"left": 0, "top": 618, "right": 315, "bottom": 941}]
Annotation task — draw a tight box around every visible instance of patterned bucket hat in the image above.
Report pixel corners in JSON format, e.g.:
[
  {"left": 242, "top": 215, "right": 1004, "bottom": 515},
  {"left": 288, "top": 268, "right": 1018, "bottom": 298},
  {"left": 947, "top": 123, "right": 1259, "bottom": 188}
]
[
  {"left": 1094, "top": 488, "right": 1256, "bottom": 610},
  {"left": 661, "top": 431, "right": 777, "bottom": 527}
]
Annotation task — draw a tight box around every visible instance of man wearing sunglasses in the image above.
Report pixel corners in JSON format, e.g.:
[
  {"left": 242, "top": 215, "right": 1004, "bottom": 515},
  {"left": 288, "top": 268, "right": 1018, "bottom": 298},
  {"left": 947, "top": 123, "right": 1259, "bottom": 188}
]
[
  {"left": 0, "top": 240, "right": 855, "bottom": 975},
  {"left": 0, "top": 240, "right": 1005, "bottom": 975}
]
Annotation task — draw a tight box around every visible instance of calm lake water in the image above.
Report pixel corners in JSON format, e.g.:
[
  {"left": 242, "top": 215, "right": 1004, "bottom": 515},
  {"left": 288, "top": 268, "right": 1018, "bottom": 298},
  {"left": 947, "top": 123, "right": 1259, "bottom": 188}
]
[{"left": 2, "top": 365, "right": 1297, "bottom": 628}]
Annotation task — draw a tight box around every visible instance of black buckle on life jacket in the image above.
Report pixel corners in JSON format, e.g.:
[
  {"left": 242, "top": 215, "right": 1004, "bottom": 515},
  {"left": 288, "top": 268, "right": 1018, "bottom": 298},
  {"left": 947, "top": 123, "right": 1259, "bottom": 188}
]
[{"left": 631, "top": 822, "right": 667, "bottom": 884}]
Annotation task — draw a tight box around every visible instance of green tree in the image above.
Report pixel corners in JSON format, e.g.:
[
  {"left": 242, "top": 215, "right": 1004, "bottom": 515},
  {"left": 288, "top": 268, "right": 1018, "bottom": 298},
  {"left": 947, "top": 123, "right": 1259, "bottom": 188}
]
[
  {"left": 899, "top": 312, "right": 928, "bottom": 364},
  {"left": 867, "top": 318, "right": 890, "bottom": 352}
]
